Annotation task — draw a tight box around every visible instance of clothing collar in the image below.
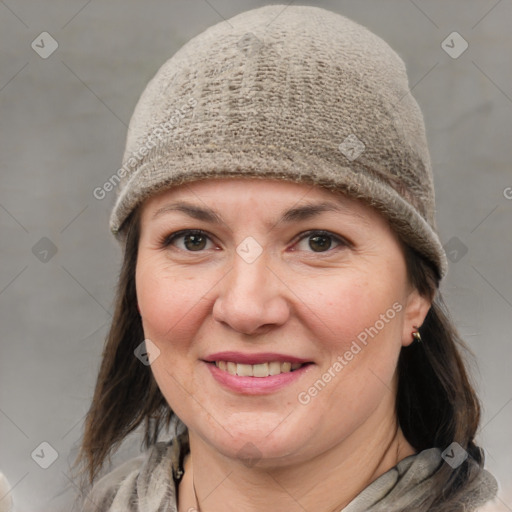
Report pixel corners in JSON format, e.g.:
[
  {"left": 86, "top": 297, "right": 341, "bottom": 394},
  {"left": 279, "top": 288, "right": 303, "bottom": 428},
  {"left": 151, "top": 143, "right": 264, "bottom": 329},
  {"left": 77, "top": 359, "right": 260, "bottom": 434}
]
[
  {"left": 167, "top": 430, "right": 498, "bottom": 512},
  {"left": 89, "top": 428, "right": 497, "bottom": 512}
]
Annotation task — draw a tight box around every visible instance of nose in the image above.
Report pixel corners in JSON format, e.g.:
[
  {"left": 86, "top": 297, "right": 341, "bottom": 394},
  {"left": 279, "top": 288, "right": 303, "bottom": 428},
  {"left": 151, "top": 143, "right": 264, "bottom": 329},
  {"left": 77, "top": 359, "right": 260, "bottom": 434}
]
[{"left": 212, "top": 246, "right": 290, "bottom": 336}]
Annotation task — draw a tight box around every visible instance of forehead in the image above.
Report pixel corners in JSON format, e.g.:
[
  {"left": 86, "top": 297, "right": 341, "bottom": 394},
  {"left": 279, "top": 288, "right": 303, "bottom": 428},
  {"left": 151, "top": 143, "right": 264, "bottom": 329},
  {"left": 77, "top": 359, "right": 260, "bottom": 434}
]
[
  {"left": 136, "top": 176, "right": 402, "bottom": 251},
  {"left": 140, "top": 177, "right": 374, "bottom": 221}
]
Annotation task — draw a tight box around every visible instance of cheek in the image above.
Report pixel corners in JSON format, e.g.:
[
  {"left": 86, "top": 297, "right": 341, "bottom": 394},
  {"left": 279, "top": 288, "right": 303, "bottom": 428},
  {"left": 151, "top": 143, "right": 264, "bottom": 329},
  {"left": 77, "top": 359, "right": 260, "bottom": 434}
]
[
  {"left": 311, "top": 271, "right": 400, "bottom": 350},
  {"left": 298, "top": 281, "right": 403, "bottom": 439},
  {"left": 303, "top": 270, "right": 405, "bottom": 411},
  {"left": 136, "top": 259, "right": 197, "bottom": 342},
  {"left": 135, "top": 261, "right": 208, "bottom": 417}
]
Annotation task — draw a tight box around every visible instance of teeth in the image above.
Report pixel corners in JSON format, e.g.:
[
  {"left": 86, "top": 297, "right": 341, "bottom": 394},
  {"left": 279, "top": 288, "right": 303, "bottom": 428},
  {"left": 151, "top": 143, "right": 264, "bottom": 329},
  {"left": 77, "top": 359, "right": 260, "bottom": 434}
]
[
  {"left": 252, "top": 363, "right": 269, "bottom": 377},
  {"left": 214, "top": 360, "right": 305, "bottom": 377},
  {"left": 268, "top": 361, "right": 281, "bottom": 375},
  {"left": 227, "top": 362, "right": 237, "bottom": 375},
  {"left": 237, "top": 363, "right": 253, "bottom": 377},
  {"left": 281, "top": 362, "right": 291, "bottom": 373}
]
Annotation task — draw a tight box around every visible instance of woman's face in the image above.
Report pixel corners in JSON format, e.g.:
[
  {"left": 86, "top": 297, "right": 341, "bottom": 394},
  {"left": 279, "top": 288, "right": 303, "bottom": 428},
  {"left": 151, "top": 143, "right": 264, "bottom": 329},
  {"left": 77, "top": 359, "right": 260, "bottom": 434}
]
[{"left": 136, "top": 177, "right": 431, "bottom": 466}]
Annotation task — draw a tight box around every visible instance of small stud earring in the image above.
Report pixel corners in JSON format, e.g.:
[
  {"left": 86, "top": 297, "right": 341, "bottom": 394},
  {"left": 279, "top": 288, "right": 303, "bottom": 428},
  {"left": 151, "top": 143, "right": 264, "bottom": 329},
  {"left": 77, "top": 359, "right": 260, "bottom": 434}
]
[{"left": 412, "top": 325, "right": 422, "bottom": 343}]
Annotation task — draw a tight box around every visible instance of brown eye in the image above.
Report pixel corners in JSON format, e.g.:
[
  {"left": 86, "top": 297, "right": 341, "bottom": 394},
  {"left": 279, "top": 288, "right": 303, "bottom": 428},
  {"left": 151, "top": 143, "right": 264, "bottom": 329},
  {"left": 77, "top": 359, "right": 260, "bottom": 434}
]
[
  {"left": 294, "top": 230, "right": 347, "bottom": 253},
  {"left": 182, "top": 232, "right": 208, "bottom": 251},
  {"left": 160, "top": 230, "right": 214, "bottom": 252},
  {"left": 309, "top": 234, "right": 333, "bottom": 252}
]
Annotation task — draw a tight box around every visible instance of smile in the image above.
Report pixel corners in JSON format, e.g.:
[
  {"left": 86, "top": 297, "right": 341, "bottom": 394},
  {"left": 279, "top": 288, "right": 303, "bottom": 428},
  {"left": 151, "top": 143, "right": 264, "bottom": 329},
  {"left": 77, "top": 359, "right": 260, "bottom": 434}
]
[
  {"left": 213, "top": 361, "right": 304, "bottom": 377},
  {"left": 203, "top": 351, "right": 314, "bottom": 394}
]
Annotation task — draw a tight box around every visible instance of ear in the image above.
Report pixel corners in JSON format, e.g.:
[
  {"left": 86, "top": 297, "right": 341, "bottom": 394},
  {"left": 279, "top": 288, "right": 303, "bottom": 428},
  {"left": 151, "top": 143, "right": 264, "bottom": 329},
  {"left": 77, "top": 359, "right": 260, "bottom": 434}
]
[{"left": 401, "top": 287, "right": 432, "bottom": 347}]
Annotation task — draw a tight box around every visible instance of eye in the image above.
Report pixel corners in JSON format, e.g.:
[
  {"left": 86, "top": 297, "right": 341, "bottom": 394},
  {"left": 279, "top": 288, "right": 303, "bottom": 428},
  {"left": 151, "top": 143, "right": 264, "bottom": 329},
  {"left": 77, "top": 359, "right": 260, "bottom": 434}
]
[
  {"left": 158, "top": 229, "right": 349, "bottom": 254},
  {"left": 292, "top": 230, "right": 348, "bottom": 253},
  {"left": 159, "top": 229, "right": 216, "bottom": 252}
]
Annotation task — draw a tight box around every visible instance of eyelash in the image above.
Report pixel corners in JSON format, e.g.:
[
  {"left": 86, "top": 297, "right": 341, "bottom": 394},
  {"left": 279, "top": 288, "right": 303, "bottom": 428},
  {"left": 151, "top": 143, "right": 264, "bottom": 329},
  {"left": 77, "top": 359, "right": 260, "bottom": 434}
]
[{"left": 158, "top": 229, "right": 350, "bottom": 254}]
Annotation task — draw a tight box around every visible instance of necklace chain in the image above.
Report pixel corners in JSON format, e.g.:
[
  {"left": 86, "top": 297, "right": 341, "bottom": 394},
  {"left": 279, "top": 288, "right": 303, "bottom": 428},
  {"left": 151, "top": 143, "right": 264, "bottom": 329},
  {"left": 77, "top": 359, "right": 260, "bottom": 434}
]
[{"left": 192, "top": 476, "right": 201, "bottom": 512}]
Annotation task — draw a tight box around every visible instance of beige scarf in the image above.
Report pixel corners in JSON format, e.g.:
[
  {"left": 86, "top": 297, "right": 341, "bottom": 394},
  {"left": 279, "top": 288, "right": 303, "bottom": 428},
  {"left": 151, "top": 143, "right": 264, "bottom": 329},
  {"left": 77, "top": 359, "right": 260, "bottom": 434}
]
[{"left": 82, "top": 430, "right": 498, "bottom": 512}]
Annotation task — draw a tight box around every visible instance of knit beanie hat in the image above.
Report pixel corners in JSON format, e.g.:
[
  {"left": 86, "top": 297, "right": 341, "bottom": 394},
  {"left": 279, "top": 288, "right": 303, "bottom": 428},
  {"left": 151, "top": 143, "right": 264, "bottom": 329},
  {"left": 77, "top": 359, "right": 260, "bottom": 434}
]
[{"left": 109, "top": 4, "right": 448, "bottom": 280}]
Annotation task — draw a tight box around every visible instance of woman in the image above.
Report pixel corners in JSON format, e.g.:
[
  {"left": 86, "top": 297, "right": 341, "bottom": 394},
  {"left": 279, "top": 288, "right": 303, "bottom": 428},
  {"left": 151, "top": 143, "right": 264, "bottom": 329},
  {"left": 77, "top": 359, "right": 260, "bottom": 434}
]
[{"left": 74, "top": 5, "right": 498, "bottom": 511}]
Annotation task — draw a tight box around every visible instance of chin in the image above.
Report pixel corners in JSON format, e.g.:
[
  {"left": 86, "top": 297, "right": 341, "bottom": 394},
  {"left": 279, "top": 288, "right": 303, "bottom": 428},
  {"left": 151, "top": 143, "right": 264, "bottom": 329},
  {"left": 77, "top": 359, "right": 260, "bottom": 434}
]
[{"left": 190, "top": 413, "right": 317, "bottom": 467}]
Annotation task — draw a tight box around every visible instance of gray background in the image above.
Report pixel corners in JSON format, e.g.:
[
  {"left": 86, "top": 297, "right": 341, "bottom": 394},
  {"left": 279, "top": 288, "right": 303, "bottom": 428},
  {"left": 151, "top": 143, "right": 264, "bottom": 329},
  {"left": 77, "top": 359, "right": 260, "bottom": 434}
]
[{"left": 1, "top": 1, "right": 511, "bottom": 510}]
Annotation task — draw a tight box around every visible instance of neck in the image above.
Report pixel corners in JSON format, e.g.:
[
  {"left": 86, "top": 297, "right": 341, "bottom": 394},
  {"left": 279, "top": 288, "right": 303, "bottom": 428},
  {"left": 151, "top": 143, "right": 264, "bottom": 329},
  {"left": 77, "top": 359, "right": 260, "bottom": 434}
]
[{"left": 178, "top": 405, "right": 416, "bottom": 512}]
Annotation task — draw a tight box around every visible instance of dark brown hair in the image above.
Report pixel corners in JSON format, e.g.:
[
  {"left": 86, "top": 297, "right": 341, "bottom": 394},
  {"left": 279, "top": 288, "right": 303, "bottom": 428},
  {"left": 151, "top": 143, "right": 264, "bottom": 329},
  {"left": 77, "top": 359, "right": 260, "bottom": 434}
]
[{"left": 72, "top": 201, "right": 489, "bottom": 511}]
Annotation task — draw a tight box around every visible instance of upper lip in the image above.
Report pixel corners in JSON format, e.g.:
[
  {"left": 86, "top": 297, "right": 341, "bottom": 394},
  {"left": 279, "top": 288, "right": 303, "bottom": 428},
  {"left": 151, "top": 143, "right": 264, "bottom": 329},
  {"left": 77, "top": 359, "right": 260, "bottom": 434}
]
[{"left": 204, "top": 351, "right": 312, "bottom": 365}]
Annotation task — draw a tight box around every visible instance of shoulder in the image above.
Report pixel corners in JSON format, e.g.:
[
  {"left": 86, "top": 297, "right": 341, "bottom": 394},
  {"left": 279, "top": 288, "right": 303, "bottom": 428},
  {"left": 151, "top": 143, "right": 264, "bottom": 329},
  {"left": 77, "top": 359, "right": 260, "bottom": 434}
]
[{"left": 82, "top": 440, "right": 179, "bottom": 512}]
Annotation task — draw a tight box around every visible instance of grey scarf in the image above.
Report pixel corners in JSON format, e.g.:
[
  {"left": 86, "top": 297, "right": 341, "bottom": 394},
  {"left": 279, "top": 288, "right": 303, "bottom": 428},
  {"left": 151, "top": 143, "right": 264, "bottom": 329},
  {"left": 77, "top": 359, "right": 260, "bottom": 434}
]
[{"left": 82, "top": 431, "right": 498, "bottom": 512}]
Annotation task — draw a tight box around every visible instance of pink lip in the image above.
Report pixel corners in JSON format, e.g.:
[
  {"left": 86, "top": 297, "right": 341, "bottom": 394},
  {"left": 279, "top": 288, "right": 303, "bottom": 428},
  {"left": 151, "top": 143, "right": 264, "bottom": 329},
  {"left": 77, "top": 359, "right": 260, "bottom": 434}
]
[
  {"left": 204, "top": 361, "right": 313, "bottom": 395},
  {"left": 204, "top": 351, "right": 312, "bottom": 365}
]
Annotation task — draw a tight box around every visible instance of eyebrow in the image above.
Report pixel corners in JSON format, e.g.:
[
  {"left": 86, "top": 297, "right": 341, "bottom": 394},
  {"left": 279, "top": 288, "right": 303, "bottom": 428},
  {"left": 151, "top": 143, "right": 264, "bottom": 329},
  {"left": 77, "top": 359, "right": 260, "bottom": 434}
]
[{"left": 151, "top": 199, "right": 370, "bottom": 229}]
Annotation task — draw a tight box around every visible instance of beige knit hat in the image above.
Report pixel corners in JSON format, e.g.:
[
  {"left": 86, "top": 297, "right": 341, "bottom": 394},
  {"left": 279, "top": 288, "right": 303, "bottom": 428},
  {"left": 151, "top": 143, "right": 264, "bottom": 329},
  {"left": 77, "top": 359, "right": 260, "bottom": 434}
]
[{"left": 109, "top": 4, "right": 448, "bottom": 280}]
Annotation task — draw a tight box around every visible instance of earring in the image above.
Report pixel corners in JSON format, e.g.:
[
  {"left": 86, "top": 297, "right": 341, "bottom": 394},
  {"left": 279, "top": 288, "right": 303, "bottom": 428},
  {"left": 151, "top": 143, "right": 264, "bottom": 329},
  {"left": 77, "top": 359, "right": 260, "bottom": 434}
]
[{"left": 412, "top": 325, "right": 422, "bottom": 343}]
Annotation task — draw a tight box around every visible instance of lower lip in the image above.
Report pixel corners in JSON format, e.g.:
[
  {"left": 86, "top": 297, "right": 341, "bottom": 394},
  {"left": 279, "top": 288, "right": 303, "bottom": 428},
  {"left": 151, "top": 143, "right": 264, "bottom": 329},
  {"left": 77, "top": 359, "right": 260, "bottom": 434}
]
[{"left": 204, "top": 362, "right": 313, "bottom": 395}]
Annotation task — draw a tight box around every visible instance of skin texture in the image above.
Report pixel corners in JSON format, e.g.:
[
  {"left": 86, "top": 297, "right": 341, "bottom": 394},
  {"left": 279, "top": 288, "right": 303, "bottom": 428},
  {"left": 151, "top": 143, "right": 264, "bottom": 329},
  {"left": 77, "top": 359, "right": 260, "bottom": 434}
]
[{"left": 136, "top": 177, "right": 432, "bottom": 512}]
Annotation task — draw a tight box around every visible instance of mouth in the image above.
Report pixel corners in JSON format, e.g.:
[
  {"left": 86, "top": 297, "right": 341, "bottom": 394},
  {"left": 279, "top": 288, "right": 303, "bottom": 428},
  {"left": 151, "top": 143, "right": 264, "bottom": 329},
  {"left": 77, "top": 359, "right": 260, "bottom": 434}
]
[
  {"left": 202, "top": 352, "right": 314, "bottom": 392},
  {"left": 209, "top": 360, "right": 309, "bottom": 377},
  {"left": 203, "top": 356, "right": 314, "bottom": 394}
]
